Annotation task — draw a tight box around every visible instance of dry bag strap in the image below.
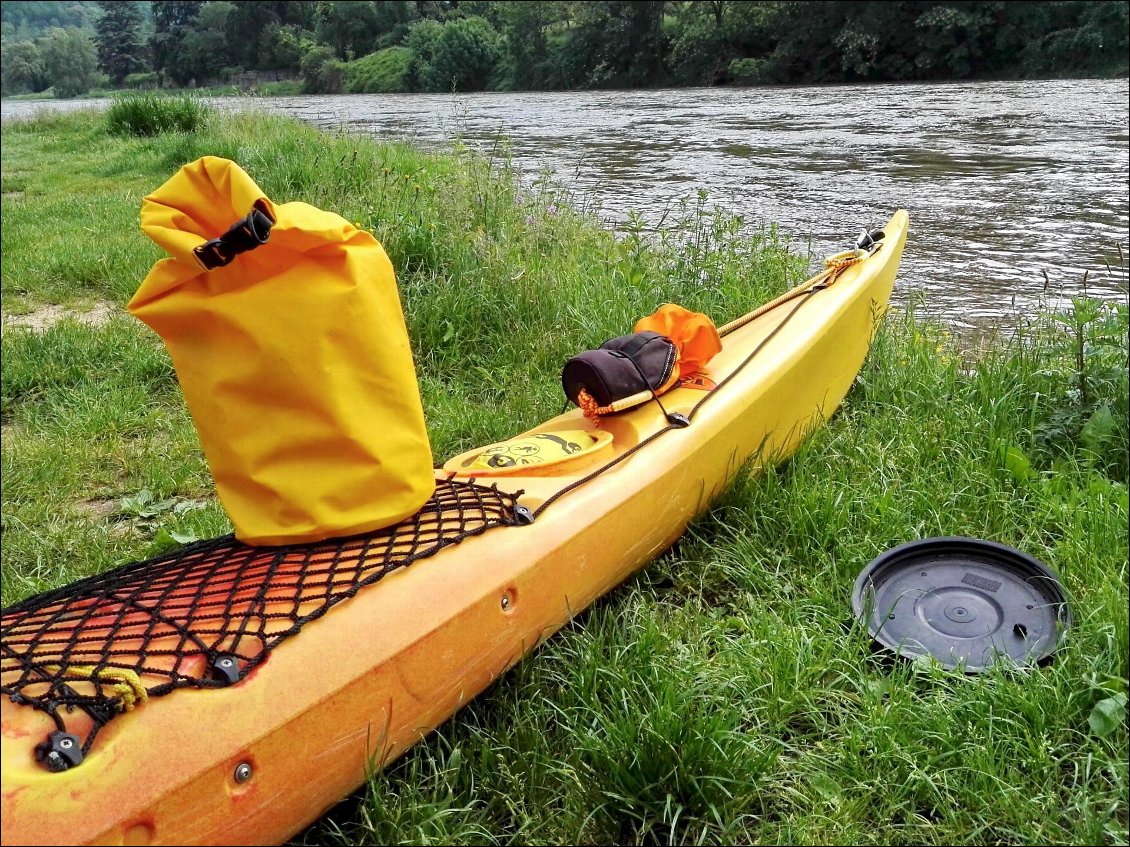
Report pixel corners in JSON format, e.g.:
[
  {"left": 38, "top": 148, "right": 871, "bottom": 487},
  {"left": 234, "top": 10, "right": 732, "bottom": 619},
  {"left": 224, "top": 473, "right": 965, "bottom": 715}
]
[
  {"left": 609, "top": 330, "right": 664, "bottom": 358},
  {"left": 194, "top": 205, "right": 275, "bottom": 270}
]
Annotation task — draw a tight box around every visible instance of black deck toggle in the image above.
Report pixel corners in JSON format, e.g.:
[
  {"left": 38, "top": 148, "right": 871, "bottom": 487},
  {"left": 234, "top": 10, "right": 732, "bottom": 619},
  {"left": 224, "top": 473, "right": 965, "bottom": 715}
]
[
  {"left": 855, "top": 228, "right": 886, "bottom": 252},
  {"left": 210, "top": 653, "right": 243, "bottom": 685},
  {"left": 34, "top": 731, "right": 83, "bottom": 772}
]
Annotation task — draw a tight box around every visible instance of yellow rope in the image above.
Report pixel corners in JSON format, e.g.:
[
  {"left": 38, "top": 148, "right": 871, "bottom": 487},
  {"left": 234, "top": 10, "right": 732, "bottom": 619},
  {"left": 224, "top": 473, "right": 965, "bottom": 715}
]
[
  {"left": 822, "top": 249, "right": 863, "bottom": 284},
  {"left": 719, "top": 248, "right": 866, "bottom": 337},
  {"left": 44, "top": 664, "right": 149, "bottom": 711}
]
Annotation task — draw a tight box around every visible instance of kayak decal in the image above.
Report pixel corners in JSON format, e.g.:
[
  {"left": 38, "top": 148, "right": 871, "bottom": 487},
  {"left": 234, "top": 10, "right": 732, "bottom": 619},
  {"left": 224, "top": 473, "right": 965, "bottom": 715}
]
[{"left": 678, "top": 373, "right": 717, "bottom": 391}]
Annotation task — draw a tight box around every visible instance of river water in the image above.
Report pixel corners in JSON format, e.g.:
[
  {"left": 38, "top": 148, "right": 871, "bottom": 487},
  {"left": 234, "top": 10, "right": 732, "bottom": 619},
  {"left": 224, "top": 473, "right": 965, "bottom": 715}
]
[{"left": 4, "top": 79, "right": 1127, "bottom": 329}]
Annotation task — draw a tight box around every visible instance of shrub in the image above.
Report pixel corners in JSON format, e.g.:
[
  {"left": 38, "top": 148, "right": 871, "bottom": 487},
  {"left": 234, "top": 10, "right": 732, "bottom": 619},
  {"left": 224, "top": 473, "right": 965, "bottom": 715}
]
[
  {"left": 1031, "top": 297, "right": 1129, "bottom": 482},
  {"left": 41, "top": 26, "right": 100, "bottom": 98},
  {"left": 342, "top": 47, "right": 412, "bottom": 93},
  {"left": 408, "top": 16, "right": 504, "bottom": 92},
  {"left": 299, "top": 45, "right": 343, "bottom": 94},
  {"left": 106, "top": 93, "right": 211, "bottom": 137},
  {"left": 727, "top": 57, "right": 769, "bottom": 85},
  {"left": 123, "top": 71, "right": 159, "bottom": 90}
]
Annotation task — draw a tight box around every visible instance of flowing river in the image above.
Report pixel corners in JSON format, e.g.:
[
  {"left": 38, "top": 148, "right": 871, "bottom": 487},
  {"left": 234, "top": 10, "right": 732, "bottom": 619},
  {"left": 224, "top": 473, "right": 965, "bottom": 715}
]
[{"left": 4, "top": 78, "right": 1127, "bottom": 330}]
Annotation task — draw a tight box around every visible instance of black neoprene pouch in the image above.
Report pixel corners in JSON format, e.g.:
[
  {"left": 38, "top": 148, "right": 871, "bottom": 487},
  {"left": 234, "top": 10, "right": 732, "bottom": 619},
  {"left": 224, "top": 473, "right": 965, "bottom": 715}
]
[{"left": 562, "top": 331, "right": 677, "bottom": 408}]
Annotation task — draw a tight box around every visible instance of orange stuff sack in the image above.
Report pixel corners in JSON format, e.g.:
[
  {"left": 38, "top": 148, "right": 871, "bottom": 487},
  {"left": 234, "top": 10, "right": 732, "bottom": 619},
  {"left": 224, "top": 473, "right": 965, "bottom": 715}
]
[
  {"left": 634, "top": 304, "right": 722, "bottom": 380},
  {"left": 129, "top": 156, "right": 434, "bottom": 545}
]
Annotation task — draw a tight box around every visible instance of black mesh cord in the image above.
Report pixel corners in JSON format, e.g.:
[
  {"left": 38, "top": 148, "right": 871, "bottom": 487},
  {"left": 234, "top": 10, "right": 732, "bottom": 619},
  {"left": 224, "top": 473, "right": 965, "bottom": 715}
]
[{"left": 1, "top": 479, "right": 523, "bottom": 759}]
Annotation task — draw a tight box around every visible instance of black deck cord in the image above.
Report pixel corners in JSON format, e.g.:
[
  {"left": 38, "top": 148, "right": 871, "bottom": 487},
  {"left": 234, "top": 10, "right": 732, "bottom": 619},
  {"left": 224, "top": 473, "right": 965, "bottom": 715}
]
[
  {"left": 616, "top": 344, "right": 679, "bottom": 425},
  {"left": 531, "top": 287, "right": 821, "bottom": 519}
]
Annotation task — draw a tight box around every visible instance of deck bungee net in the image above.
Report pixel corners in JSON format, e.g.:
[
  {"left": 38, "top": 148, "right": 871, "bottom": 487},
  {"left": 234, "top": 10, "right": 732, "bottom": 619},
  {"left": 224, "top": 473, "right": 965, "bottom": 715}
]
[{"left": 1, "top": 479, "right": 523, "bottom": 768}]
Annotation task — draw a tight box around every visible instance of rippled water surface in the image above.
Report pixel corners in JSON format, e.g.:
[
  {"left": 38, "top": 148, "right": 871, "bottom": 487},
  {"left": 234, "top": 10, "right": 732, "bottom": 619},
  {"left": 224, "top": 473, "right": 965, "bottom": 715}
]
[{"left": 5, "top": 79, "right": 1127, "bottom": 328}]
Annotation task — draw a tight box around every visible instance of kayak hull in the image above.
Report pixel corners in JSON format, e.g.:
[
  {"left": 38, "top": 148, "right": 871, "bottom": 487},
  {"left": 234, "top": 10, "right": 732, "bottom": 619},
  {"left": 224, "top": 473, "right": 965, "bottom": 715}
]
[{"left": 1, "top": 211, "right": 908, "bottom": 846}]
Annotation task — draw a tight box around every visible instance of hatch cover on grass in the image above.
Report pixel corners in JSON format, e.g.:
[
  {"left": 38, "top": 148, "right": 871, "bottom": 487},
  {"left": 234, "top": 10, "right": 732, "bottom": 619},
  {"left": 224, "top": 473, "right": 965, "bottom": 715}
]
[{"left": 852, "top": 537, "right": 1071, "bottom": 673}]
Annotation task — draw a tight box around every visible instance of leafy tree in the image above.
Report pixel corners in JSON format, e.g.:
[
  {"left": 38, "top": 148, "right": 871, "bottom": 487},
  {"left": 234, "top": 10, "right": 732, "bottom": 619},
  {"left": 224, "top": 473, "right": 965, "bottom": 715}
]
[
  {"left": 1037, "top": 0, "right": 1129, "bottom": 76},
  {"left": 314, "top": 0, "right": 383, "bottom": 59},
  {"left": 180, "top": 1, "right": 237, "bottom": 83},
  {"left": 1, "top": 1, "right": 99, "bottom": 37},
  {"left": 667, "top": 2, "right": 724, "bottom": 85},
  {"left": 451, "top": 0, "right": 506, "bottom": 27},
  {"left": 497, "top": 1, "right": 567, "bottom": 88},
  {"left": 914, "top": 4, "right": 996, "bottom": 78},
  {"left": 408, "top": 15, "right": 503, "bottom": 91},
  {"left": 413, "top": 1, "right": 457, "bottom": 22},
  {"left": 299, "top": 42, "right": 342, "bottom": 92},
  {"left": 986, "top": 0, "right": 1057, "bottom": 76},
  {"left": 1080, "top": 0, "right": 1130, "bottom": 70},
  {"left": 559, "top": 0, "right": 668, "bottom": 88},
  {"left": 666, "top": 0, "right": 778, "bottom": 84},
  {"left": 41, "top": 25, "right": 100, "bottom": 96},
  {"left": 763, "top": 2, "right": 918, "bottom": 83},
  {"left": 834, "top": 20, "right": 881, "bottom": 78},
  {"left": 8, "top": 0, "right": 1125, "bottom": 93},
  {"left": 151, "top": 0, "right": 202, "bottom": 85},
  {"left": 94, "top": 0, "right": 147, "bottom": 85},
  {"left": 404, "top": 17, "right": 443, "bottom": 86},
  {"left": 264, "top": 23, "right": 318, "bottom": 71},
  {"left": 372, "top": 0, "right": 420, "bottom": 48},
  {"left": 434, "top": 14, "right": 503, "bottom": 89},
  {"left": 719, "top": 1, "right": 778, "bottom": 66},
  {"left": 0, "top": 38, "right": 47, "bottom": 94},
  {"left": 225, "top": 1, "right": 315, "bottom": 70}
]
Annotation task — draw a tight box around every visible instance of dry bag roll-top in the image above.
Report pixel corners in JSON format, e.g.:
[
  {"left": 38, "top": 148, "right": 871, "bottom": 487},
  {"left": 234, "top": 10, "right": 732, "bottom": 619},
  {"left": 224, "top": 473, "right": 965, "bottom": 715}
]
[{"left": 129, "top": 156, "right": 435, "bottom": 545}]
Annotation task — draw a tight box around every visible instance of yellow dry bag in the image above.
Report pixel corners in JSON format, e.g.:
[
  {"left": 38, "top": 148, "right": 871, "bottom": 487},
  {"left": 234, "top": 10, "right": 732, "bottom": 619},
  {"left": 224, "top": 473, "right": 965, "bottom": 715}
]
[{"left": 129, "top": 156, "right": 435, "bottom": 545}]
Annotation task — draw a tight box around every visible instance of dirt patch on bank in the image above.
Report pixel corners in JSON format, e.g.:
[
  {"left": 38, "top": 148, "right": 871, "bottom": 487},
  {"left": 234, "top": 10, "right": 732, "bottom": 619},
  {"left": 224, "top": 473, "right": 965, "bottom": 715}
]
[
  {"left": 73, "top": 498, "right": 121, "bottom": 521},
  {"left": 3, "top": 300, "right": 118, "bottom": 332}
]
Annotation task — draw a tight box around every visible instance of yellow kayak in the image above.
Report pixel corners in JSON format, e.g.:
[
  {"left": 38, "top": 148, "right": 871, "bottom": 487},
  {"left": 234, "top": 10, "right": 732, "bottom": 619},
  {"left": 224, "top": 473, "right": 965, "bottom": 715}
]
[{"left": 0, "top": 210, "right": 908, "bottom": 846}]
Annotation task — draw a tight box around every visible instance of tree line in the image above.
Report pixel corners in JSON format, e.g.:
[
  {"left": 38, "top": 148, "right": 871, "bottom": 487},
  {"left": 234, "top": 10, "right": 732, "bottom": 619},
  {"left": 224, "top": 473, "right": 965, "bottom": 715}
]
[{"left": 2, "top": 1, "right": 1127, "bottom": 98}]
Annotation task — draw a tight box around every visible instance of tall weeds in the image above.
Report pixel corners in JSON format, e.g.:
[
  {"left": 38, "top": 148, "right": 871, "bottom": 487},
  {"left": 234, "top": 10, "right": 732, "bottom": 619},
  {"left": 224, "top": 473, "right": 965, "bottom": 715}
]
[{"left": 106, "top": 92, "right": 210, "bottom": 137}]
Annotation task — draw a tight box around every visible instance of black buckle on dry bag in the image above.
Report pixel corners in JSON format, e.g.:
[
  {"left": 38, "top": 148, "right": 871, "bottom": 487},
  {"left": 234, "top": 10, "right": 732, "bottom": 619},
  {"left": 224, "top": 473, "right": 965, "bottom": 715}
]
[{"left": 194, "top": 204, "right": 275, "bottom": 270}]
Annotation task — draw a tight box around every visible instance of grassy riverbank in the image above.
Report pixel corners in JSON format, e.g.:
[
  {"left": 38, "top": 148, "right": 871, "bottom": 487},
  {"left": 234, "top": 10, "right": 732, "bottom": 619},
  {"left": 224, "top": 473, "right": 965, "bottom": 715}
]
[{"left": 2, "top": 104, "right": 1127, "bottom": 846}]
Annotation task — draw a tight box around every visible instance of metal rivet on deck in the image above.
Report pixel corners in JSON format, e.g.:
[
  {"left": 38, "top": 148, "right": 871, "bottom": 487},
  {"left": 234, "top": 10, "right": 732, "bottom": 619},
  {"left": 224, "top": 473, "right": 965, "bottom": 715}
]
[
  {"left": 501, "top": 596, "right": 510, "bottom": 611},
  {"left": 234, "top": 762, "right": 253, "bottom": 783}
]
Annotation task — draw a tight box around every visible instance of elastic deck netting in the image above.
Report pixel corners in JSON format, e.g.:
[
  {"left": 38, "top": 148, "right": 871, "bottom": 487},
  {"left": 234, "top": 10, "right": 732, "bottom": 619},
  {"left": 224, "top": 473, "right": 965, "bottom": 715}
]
[{"left": 1, "top": 478, "right": 522, "bottom": 759}]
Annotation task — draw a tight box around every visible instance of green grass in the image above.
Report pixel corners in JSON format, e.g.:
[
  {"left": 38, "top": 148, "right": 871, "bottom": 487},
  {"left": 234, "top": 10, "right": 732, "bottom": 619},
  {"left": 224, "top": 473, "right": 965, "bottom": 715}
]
[
  {"left": 2, "top": 105, "right": 1127, "bottom": 846},
  {"left": 257, "top": 79, "right": 304, "bottom": 96}
]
